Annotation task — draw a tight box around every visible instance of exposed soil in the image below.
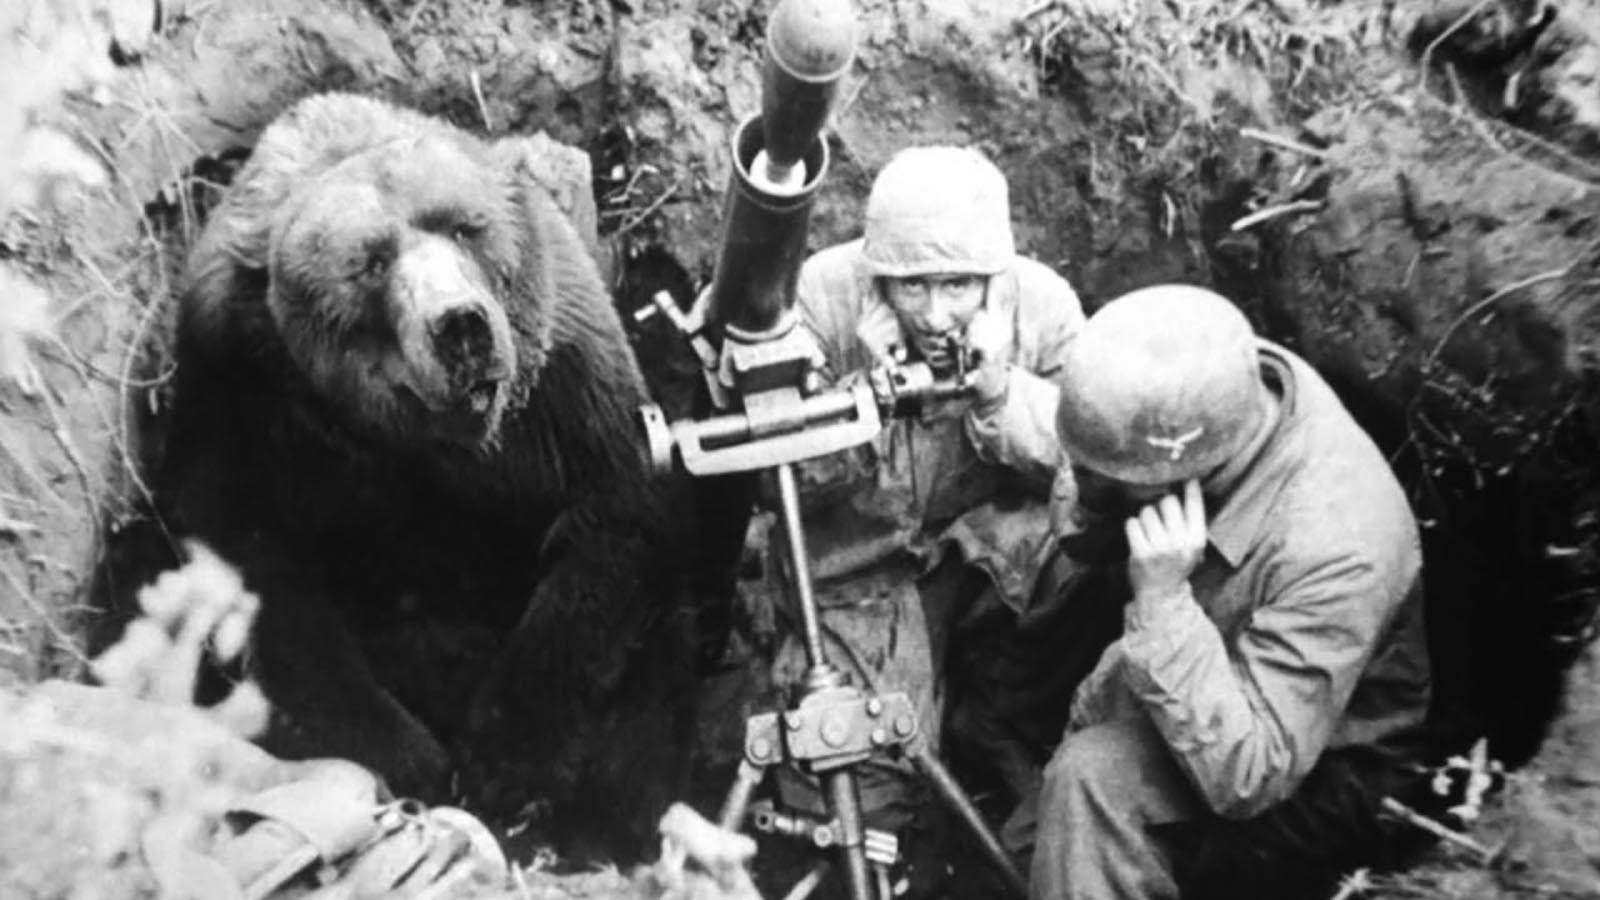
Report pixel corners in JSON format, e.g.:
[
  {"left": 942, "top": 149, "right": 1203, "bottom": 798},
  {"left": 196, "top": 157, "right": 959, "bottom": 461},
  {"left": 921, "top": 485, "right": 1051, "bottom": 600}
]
[{"left": 3, "top": 0, "right": 1600, "bottom": 897}]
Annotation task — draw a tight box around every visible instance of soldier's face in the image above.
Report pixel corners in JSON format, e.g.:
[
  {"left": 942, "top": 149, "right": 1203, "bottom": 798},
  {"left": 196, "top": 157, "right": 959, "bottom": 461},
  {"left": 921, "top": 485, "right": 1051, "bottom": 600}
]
[{"left": 883, "top": 274, "right": 986, "bottom": 369}]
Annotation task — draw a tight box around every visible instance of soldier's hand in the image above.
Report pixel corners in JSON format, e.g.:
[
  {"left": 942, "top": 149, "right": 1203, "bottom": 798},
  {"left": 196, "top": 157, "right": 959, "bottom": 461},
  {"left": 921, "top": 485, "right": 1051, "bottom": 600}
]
[
  {"left": 964, "top": 309, "right": 1009, "bottom": 408},
  {"left": 1125, "top": 479, "right": 1206, "bottom": 608}
]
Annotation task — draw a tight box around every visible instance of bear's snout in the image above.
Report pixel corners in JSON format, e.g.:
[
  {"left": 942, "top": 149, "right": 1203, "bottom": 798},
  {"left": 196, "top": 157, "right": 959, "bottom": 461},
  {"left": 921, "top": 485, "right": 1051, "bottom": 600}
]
[
  {"left": 431, "top": 305, "right": 494, "bottom": 378},
  {"left": 431, "top": 304, "right": 507, "bottom": 421},
  {"left": 388, "top": 233, "right": 517, "bottom": 442}
]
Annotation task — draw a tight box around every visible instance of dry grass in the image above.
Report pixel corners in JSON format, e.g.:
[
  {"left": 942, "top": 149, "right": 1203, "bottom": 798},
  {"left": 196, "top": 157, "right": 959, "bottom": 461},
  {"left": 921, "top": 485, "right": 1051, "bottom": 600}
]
[
  {"left": 1005, "top": 0, "right": 1394, "bottom": 284},
  {"left": 1022, "top": 0, "right": 1386, "bottom": 120},
  {"left": 0, "top": 0, "right": 189, "bottom": 683}
]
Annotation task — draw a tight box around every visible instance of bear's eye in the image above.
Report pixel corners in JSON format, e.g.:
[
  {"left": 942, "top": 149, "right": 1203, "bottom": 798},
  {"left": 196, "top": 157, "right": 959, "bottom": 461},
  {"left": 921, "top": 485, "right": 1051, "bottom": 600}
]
[
  {"left": 360, "top": 252, "right": 390, "bottom": 280},
  {"left": 450, "top": 221, "right": 485, "bottom": 244},
  {"left": 352, "top": 237, "right": 396, "bottom": 281}
]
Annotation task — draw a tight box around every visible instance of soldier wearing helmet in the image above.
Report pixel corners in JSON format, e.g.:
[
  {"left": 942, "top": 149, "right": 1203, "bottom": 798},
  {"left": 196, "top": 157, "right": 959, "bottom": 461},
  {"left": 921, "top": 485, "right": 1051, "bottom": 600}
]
[
  {"left": 757, "top": 146, "right": 1084, "bottom": 847},
  {"left": 998, "top": 285, "right": 1432, "bottom": 899}
]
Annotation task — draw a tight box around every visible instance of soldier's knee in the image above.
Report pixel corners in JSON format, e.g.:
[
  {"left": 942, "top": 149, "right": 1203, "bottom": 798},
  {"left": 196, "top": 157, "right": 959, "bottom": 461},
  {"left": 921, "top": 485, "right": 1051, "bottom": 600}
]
[
  {"left": 1041, "top": 718, "right": 1155, "bottom": 802},
  {"left": 1043, "top": 726, "right": 1111, "bottom": 794}
]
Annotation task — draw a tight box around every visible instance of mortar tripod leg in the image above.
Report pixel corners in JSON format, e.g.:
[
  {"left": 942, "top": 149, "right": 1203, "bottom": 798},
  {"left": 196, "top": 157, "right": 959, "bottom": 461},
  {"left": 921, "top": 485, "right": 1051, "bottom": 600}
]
[
  {"left": 779, "top": 860, "right": 832, "bottom": 900},
  {"left": 824, "top": 768, "right": 876, "bottom": 900},
  {"left": 720, "top": 758, "right": 767, "bottom": 831},
  {"left": 908, "top": 742, "right": 1029, "bottom": 898}
]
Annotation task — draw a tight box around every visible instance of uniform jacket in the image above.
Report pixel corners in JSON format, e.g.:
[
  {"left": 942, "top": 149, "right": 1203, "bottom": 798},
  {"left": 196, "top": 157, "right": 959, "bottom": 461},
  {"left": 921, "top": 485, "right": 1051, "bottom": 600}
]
[
  {"left": 792, "top": 239, "right": 1084, "bottom": 607},
  {"left": 1067, "top": 342, "right": 1433, "bottom": 818}
]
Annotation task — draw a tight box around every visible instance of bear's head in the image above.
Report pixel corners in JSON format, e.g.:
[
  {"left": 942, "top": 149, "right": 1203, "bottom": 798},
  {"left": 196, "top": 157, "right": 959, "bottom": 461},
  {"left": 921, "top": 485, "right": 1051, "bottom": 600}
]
[{"left": 261, "top": 131, "right": 529, "bottom": 449}]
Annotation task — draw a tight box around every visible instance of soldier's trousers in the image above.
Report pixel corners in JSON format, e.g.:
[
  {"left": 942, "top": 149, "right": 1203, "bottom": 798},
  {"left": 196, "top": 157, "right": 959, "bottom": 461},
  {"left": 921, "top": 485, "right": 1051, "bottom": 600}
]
[
  {"left": 999, "top": 714, "right": 1424, "bottom": 900},
  {"left": 943, "top": 554, "right": 1427, "bottom": 900}
]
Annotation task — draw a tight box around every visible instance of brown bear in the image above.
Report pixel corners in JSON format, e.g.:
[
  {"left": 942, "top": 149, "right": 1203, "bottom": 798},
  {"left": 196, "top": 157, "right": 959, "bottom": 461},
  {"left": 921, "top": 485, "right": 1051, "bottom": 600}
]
[{"left": 143, "top": 92, "right": 696, "bottom": 859}]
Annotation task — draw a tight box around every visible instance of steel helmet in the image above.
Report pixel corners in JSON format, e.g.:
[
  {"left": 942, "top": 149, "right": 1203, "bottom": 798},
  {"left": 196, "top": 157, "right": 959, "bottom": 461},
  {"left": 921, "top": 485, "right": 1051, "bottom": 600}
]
[
  {"left": 1055, "top": 285, "right": 1267, "bottom": 485},
  {"left": 859, "top": 146, "right": 1014, "bottom": 278}
]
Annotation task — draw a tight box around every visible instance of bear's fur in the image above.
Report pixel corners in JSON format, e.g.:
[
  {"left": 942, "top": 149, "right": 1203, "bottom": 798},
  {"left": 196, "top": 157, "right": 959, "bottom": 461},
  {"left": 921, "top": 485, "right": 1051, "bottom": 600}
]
[{"left": 142, "top": 92, "right": 696, "bottom": 858}]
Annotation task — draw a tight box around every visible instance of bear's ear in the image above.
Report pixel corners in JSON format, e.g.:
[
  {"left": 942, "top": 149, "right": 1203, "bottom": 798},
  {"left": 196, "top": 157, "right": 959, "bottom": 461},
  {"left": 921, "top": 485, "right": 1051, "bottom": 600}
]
[{"left": 490, "top": 134, "right": 604, "bottom": 274}]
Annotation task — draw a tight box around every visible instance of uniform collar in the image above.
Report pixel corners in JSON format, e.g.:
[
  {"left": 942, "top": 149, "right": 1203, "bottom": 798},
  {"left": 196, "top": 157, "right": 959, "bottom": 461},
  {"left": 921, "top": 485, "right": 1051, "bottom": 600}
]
[{"left": 1205, "top": 344, "right": 1297, "bottom": 568}]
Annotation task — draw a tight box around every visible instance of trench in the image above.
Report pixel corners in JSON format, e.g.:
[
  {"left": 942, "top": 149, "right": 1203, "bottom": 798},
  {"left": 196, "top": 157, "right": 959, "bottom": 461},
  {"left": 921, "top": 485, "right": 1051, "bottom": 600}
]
[
  {"left": 318, "top": 168, "right": 1600, "bottom": 763},
  {"left": 103, "top": 0, "right": 1595, "bottom": 785},
  {"left": 55, "top": 2, "right": 1600, "bottom": 891}
]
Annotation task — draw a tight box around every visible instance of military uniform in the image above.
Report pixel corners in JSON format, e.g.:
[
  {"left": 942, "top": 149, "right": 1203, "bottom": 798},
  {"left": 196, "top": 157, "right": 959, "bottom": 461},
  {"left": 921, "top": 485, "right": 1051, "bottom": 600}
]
[
  {"left": 759, "top": 148, "right": 1085, "bottom": 829},
  {"left": 1010, "top": 341, "right": 1432, "bottom": 899}
]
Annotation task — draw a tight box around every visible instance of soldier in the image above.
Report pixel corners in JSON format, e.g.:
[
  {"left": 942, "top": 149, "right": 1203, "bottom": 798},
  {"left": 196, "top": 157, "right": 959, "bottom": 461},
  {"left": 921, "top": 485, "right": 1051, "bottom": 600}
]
[
  {"left": 1008, "top": 284, "right": 1432, "bottom": 899},
  {"left": 763, "top": 145, "right": 1085, "bottom": 842}
]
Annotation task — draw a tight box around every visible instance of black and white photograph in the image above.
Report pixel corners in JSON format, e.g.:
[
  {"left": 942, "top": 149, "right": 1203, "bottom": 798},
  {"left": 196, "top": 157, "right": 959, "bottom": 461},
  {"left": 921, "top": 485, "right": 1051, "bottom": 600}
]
[{"left": 1, "top": 0, "right": 1598, "bottom": 897}]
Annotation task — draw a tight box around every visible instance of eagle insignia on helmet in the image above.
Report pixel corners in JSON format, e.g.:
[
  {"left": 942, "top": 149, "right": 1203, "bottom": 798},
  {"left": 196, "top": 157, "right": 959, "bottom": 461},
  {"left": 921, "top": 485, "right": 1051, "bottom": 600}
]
[{"left": 1145, "top": 426, "right": 1205, "bottom": 462}]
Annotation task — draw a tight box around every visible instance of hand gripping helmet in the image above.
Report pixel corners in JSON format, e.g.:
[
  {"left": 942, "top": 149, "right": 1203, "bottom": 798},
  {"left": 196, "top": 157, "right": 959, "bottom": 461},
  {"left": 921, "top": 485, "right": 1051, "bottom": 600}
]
[
  {"left": 1055, "top": 285, "right": 1267, "bottom": 485},
  {"left": 859, "top": 146, "right": 1014, "bottom": 278}
]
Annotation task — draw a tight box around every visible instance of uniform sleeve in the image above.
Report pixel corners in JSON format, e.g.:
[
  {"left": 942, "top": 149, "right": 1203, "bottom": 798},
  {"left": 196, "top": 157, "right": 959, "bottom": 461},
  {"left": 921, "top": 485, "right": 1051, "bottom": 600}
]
[
  {"left": 1118, "top": 550, "right": 1402, "bottom": 819},
  {"left": 787, "top": 255, "right": 876, "bottom": 511},
  {"left": 796, "top": 255, "right": 851, "bottom": 382},
  {"left": 964, "top": 272, "right": 1085, "bottom": 488}
]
